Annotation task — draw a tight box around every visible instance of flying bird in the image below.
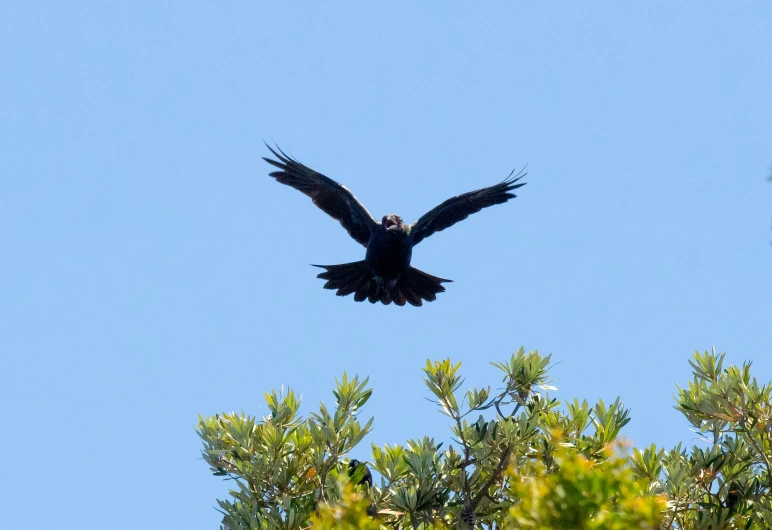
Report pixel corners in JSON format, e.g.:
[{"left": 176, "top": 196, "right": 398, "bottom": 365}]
[{"left": 263, "top": 144, "right": 526, "bottom": 307}]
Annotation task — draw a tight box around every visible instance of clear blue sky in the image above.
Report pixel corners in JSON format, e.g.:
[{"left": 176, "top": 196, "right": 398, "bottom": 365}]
[{"left": 2, "top": 2, "right": 771, "bottom": 528}]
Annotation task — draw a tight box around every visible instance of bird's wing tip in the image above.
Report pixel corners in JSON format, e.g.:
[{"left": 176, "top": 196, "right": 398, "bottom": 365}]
[{"left": 263, "top": 142, "right": 295, "bottom": 164}]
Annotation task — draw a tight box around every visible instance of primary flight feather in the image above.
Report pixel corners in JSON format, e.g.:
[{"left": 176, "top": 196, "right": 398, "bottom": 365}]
[{"left": 263, "top": 144, "right": 526, "bottom": 307}]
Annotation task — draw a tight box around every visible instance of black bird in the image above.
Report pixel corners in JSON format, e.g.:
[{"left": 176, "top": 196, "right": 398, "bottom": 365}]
[
  {"left": 348, "top": 459, "right": 377, "bottom": 516},
  {"left": 263, "top": 144, "right": 526, "bottom": 306},
  {"left": 348, "top": 459, "right": 373, "bottom": 488},
  {"left": 725, "top": 481, "right": 742, "bottom": 514}
]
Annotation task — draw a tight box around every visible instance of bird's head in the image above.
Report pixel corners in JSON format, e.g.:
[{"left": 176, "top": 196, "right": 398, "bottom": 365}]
[{"left": 382, "top": 214, "right": 404, "bottom": 231}]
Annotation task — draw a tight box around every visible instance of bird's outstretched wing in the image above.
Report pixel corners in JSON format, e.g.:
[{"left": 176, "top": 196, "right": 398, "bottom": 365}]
[
  {"left": 409, "top": 168, "right": 527, "bottom": 246},
  {"left": 263, "top": 144, "right": 376, "bottom": 247}
]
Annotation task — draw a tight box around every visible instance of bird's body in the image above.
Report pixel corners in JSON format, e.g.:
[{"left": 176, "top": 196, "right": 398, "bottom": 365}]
[
  {"left": 348, "top": 459, "right": 373, "bottom": 487},
  {"left": 263, "top": 144, "right": 525, "bottom": 306},
  {"left": 365, "top": 220, "right": 412, "bottom": 282}
]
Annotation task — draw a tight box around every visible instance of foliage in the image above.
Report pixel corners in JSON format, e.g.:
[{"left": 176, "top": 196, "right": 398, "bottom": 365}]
[
  {"left": 312, "top": 483, "right": 384, "bottom": 530},
  {"left": 631, "top": 348, "right": 772, "bottom": 529},
  {"left": 506, "top": 442, "right": 665, "bottom": 529},
  {"left": 197, "top": 347, "right": 772, "bottom": 529},
  {"left": 197, "top": 373, "right": 373, "bottom": 529}
]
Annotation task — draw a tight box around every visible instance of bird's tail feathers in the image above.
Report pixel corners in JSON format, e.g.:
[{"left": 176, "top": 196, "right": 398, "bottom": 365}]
[
  {"left": 396, "top": 266, "right": 452, "bottom": 307},
  {"left": 313, "top": 261, "right": 371, "bottom": 298},
  {"left": 313, "top": 263, "right": 451, "bottom": 307}
]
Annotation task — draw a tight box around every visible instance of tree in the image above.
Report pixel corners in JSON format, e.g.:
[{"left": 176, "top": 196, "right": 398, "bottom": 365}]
[
  {"left": 632, "top": 348, "right": 772, "bottom": 529},
  {"left": 197, "top": 348, "right": 771, "bottom": 528}
]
